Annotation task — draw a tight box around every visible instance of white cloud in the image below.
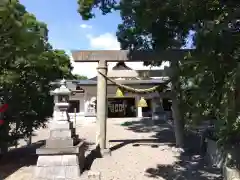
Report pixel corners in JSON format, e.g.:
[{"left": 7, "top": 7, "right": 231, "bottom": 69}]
[
  {"left": 86, "top": 33, "right": 120, "bottom": 50},
  {"left": 71, "top": 32, "right": 169, "bottom": 78},
  {"left": 80, "top": 24, "right": 92, "bottom": 29}
]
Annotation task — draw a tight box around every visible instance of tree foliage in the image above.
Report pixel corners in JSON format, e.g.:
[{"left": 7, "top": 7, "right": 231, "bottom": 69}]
[
  {"left": 180, "top": 2, "right": 240, "bottom": 145},
  {"left": 0, "top": 0, "right": 75, "bottom": 146},
  {"left": 77, "top": 0, "right": 119, "bottom": 20},
  {"left": 78, "top": 0, "right": 240, "bottom": 146},
  {"left": 73, "top": 74, "right": 88, "bottom": 80}
]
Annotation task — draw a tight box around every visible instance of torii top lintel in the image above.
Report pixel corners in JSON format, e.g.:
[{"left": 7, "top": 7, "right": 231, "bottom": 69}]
[{"left": 71, "top": 49, "right": 192, "bottom": 62}]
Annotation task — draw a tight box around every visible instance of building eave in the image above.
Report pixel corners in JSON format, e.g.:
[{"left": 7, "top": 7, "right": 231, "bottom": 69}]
[{"left": 72, "top": 78, "right": 169, "bottom": 86}]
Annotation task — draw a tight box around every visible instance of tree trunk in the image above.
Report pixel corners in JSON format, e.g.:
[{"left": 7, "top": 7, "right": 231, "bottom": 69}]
[
  {"left": 27, "top": 135, "right": 32, "bottom": 146},
  {"left": 0, "top": 122, "right": 9, "bottom": 153},
  {"left": 170, "top": 60, "right": 184, "bottom": 148},
  {"left": 26, "top": 126, "right": 33, "bottom": 146}
]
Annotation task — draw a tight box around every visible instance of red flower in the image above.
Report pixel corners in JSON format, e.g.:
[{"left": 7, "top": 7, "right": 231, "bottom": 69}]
[
  {"left": 0, "top": 104, "right": 8, "bottom": 113},
  {"left": 0, "top": 104, "right": 8, "bottom": 126},
  {"left": 0, "top": 120, "right": 4, "bottom": 125}
]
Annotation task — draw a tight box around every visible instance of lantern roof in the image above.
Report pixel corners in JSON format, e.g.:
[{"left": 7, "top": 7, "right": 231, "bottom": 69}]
[{"left": 51, "top": 79, "right": 71, "bottom": 95}]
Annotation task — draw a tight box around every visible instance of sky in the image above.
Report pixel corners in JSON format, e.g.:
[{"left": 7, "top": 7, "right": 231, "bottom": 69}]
[{"left": 19, "top": 0, "right": 189, "bottom": 78}]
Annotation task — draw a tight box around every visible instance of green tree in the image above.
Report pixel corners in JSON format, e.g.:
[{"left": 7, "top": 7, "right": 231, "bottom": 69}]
[
  {"left": 0, "top": 0, "right": 73, "bottom": 147},
  {"left": 73, "top": 74, "right": 88, "bottom": 80},
  {"left": 77, "top": 0, "right": 240, "bottom": 147}
]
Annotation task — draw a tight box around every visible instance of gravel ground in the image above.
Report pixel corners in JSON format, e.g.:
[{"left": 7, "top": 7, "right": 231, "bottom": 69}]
[
  {"left": 0, "top": 117, "right": 222, "bottom": 180},
  {"left": 79, "top": 118, "right": 178, "bottom": 180}
]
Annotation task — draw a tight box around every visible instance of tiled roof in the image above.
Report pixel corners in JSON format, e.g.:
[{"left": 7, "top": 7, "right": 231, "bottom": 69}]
[
  {"left": 89, "top": 62, "right": 149, "bottom": 81},
  {"left": 112, "top": 62, "right": 132, "bottom": 70}
]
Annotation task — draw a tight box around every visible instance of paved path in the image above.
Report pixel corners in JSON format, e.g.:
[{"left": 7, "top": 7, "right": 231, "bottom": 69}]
[{"left": 0, "top": 118, "right": 222, "bottom": 180}]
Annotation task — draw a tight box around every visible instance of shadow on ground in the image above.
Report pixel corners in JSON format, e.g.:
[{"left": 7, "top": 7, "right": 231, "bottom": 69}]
[
  {"left": 121, "top": 118, "right": 170, "bottom": 133},
  {"left": 81, "top": 140, "right": 99, "bottom": 171},
  {"left": 0, "top": 140, "right": 44, "bottom": 179},
  {"left": 145, "top": 151, "right": 223, "bottom": 180},
  {"left": 107, "top": 118, "right": 176, "bottom": 152},
  {"left": 0, "top": 138, "right": 95, "bottom": 179},
  {"left": 109, "top": 138, "right": 174, "bottom": 151},
  {"left": 120, "top": 118, "right": 176, "bottom": 144},
  {"left": 120, "top": 118, "right": 223, "bottom": 180}
]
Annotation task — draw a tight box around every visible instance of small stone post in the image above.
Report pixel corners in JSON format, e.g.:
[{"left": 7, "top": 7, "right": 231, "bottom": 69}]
[{"left": 33, "top": 79, "right": 85, "bottom": 180}]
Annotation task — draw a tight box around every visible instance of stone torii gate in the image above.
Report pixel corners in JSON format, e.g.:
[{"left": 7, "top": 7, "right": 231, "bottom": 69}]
[{"left": 71, "top": 49, "right": 191, "bottom": 155}]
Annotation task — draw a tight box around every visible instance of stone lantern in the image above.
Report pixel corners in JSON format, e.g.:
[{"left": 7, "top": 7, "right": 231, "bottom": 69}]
[
  {"left": 50, "top": 79, "right": 71, "bottom": 122},
  {"left": 33, "top": 79, "right": 85, "bottom": 180}
]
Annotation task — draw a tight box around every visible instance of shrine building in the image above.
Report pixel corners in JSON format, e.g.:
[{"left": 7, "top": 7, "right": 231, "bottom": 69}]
[{"left": 54, "top": 62, "right": 172, "bottom": 119}]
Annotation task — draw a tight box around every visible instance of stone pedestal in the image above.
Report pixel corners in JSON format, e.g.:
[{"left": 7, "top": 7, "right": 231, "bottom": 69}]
[
  {"left": 33, "top": 121, "right": 85, "bottom": 180},
  {"left": 34, "top": 144, "right": 85, "bottom": 180},
  {"left": 206, "top": 138, "right": 225, "bottom": 168},
  {"left": 223, "top": 166, "right": 240, "bottom": 180}
]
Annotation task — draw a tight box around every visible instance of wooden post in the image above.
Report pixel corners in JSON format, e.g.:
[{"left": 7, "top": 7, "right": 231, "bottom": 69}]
[
  {"left": 74, "top": 108, "right": 77, "bottom": 127},
  {"left": 14, "top": 122, "right": 18, "bottom": 148},
  {"left": 96, "top": 60, "right": 108, "bottom": 150},
  {"left": 27, "top": 132, "right": 32, "bottom": 146}
]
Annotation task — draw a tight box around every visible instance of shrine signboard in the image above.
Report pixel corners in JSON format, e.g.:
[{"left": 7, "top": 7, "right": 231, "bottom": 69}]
[{"left": 107, "top": 97, "right": 136, "bottom": 118}]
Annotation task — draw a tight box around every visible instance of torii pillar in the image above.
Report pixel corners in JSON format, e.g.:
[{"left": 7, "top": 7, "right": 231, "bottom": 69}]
[{"left": 96, "top": 60, "right": 108, "bottom": 152}]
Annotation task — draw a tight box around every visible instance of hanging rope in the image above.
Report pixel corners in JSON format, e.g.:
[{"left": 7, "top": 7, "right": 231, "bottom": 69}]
[{"left": 97, "top": 70, "right": 171, "bottom": 94}]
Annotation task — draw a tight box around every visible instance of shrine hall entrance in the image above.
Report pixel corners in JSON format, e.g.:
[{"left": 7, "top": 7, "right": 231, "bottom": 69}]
[
  {"left": 68, "top": 100, "right": 80, "bottom": 113},
  {"left": 142, "top": 99, "right": 152, "bottom": 117},
  {"left": 107, "top": 97, "right": 136, "bottom": 118},
  {"left": 162, "top": 98, "right": 172, "bottom": 111}
]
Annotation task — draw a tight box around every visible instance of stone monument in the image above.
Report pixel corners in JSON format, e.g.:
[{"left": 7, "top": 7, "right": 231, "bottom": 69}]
[{"left": 33, "top": 79, "right": 85, "bottom": 180}]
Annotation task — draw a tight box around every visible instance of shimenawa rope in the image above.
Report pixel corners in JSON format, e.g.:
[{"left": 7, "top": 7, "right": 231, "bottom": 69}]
[{"left": 97, "top": 70, "right": 171, "bottom": 94}]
